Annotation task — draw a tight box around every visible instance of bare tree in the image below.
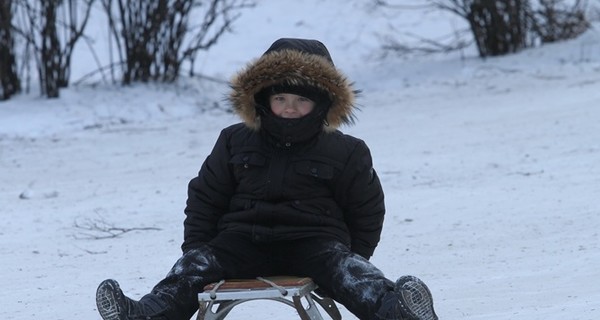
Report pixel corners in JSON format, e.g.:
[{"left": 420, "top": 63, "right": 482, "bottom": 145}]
[
  {"left": 101, "top": 0, "right": 254, "bottom": 85},
  {"left": 471, "top": 0, "right": 531, "bottom": 56},
  {"left": 13, "top": 0, "right": 94, "bottom": 98},
  {"left": 428, "top": 0, "right": 590, "bottom": 57},
  {"left": 0, "top": 0, "right": 20, "bottom": 100},
  {"left": 530, "top": 0, "right": 590, "bottom": 43},
  {"left": 429, "top": 0, "right": 532, "bottom": 57}
]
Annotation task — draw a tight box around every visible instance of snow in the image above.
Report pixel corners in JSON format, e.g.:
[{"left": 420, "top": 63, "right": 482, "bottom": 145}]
[{"left": 1, "top": 0, "right": 600, "bottom": 319}]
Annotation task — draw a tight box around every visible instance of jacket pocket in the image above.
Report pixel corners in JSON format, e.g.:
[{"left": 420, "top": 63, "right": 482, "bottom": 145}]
[
  {"left": 229, "top": 152, "right": 268, "bottom": 185},
  {"left": 294, "top": 160, "right": 335, "bottom": 180},
  {"left": 230, "top": 152, "right": 267, "bottom": 168}
]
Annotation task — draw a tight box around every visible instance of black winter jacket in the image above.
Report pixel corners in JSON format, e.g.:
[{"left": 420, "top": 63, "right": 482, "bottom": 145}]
[{"left": 181, "top": 38, "right": 385, "bottom": 259}]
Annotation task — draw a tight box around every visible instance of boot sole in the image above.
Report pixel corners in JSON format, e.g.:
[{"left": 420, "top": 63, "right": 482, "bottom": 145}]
[
  {"left": 96, "top": 279, "right": 126, "bottom": 320},
  {"left": 395, "top": 275, "right": 438, "bottom": 320}
]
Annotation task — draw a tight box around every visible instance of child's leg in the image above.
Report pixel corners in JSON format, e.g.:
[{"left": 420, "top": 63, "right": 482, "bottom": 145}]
[
  {"left": 279, "top": 238, "right": 437, "bottom": 320},
  {"left": 278, "top": 238, "right": 394, "bottom": 320},
  {"left": 98, "top": 233, "right": 271, "bottom": 320},
  {"left": 151, "top": 233, "right": 272, "bottom": 319}
]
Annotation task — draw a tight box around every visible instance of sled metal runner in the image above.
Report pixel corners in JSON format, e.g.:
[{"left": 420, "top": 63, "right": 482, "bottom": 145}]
[{"left": 197, "top": 276, "right": 341, "bottom": 320}]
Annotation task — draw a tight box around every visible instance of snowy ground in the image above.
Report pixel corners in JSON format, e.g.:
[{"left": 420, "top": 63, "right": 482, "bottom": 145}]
[{"left": 1, "top": 1, "right": 600, "bottom": 319}]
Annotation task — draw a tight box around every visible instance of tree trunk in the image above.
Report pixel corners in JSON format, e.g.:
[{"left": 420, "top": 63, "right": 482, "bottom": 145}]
[
  {"left": 467, "top": 0, "right": 529, "bottom": 57},
  {"left": 41, "top": 0, "right": 61, "bottom": 98},
  {"left": 0, "top": 0, "right": 20, "bottom": 100}
]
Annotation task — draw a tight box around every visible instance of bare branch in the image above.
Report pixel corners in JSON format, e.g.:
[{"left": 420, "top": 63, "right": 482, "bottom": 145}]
[
  {"left": 382, "top": 29, "right": 472, "bottom": 57},
  {"left": 73, "top": 215, "right": 162, "bottom": 240}
]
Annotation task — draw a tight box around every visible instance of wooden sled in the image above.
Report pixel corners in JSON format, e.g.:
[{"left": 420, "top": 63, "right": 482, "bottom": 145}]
[{"left": 197, "top": 276, "right": 342, "bottom": 320}]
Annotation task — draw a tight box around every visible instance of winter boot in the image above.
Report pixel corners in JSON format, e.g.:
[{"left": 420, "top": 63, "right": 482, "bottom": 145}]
[
  {"left": 96, "top": 279, "right": 171, "bottom": 320},
  {"left": 376, "top": 275, "right": 438, "bottom": 320}
]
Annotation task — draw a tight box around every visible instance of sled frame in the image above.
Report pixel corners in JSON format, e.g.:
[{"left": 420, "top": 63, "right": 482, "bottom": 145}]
[{"left": 197, "top": 276, "right": 341, "bottom": 320}]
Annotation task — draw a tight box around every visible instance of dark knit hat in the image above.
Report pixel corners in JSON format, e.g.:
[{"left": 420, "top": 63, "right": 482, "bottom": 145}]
[
  {"left": 263, "top": 38, "right": 335, "bottom": 66},
  {"left": 254, "top": 83, "right": 331, "bottom": 109}
]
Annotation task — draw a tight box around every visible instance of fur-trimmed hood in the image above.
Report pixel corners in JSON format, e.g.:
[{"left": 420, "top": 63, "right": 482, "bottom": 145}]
[{"left": 229, "top": 38, "right": 357, "bottom": 132}]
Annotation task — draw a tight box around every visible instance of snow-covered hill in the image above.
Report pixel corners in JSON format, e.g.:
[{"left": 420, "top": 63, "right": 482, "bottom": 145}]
[{"left": 1, "top": 1, "right": 599, "bottom": 319}]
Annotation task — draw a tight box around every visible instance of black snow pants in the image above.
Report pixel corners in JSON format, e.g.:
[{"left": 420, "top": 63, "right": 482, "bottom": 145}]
[{"left": 151, "top": 232, "right": 396, "bottom": 320}]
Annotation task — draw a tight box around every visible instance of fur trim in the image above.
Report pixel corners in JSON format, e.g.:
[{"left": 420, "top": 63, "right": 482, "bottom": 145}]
[{"left": 229, "top": 49, "right": 356, "bottom": 131}]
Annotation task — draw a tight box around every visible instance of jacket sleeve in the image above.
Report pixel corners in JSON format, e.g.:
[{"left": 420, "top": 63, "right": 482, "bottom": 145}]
[
  {"left": 338, "top": 140, "right": 385, "bottom": 260},
  {"left": 181, "top": 129, "right": 236, "bottom": 253}
]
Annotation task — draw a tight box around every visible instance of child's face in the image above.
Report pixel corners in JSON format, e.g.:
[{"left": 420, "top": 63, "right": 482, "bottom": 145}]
[{"left": 269, "top": 93, "right": 315, "bottom": 119}]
